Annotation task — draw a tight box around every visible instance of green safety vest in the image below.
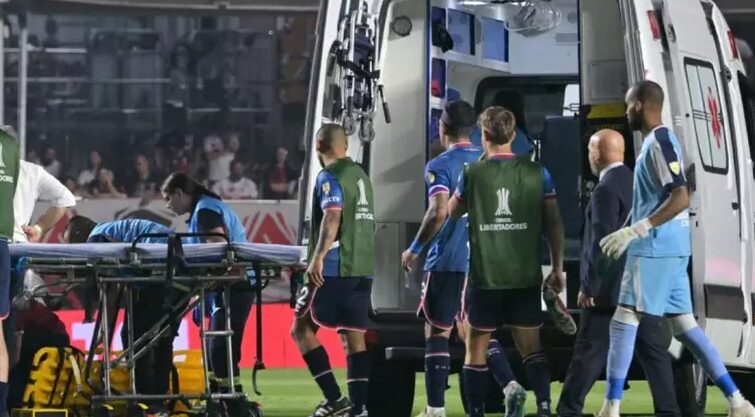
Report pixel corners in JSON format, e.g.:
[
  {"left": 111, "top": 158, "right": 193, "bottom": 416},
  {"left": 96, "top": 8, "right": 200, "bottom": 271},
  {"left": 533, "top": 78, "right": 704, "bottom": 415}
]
[
  {"left": 308, "top": 157, "right": 375, "bottom": 278},
  {"left": 464, "top": 157, "right": 543, "bottom": 289},
  {"left": 0, "top": 129, "right": 19, "bottom": 240}
]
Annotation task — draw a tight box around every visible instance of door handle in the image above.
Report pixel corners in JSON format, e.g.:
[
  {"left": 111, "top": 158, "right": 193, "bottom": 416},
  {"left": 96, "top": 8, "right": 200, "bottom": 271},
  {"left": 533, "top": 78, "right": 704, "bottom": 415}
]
[{"left": 732, "top": 201, "right": 740, "bottom": 210}]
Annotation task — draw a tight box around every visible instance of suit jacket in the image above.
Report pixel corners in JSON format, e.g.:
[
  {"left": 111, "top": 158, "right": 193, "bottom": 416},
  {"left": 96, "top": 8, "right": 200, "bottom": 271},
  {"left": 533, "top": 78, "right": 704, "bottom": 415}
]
[{"left": 580, "top": 164, "right": 633, "bottom": 308}]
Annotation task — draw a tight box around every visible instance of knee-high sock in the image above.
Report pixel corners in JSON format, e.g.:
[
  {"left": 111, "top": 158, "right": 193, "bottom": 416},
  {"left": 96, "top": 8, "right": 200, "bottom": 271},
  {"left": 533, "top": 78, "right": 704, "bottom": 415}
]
[
  {"left": 463, "top": 365, "right": 489, "bottom": 417},
  {"left": 425, "top": 336, "right": 451, "bottom": 408},
  {"left": 486, "top": 339, "right": 515, "bottom": 390},
  {"left": 523, "top": 352, "right": 551, "bottom": 406},
  {"left": 347, "top": 351, "right": 370, "bottom": 416},
  {"left": 606, "top": 319, "right": 639, "bottom": 401},
  {"left": 303, "top": 346, "right": 341, "bottom": 402},
  {"left": 672, "top": 315, "right": 743, "bottom": 407}
]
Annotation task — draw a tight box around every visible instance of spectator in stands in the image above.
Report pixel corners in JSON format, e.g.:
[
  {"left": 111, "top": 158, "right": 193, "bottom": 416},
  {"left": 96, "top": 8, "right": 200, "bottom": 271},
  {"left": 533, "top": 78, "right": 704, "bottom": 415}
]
[
  {"left": 78, "top": 150, "right": 103, "bottom": 187},
  {"left": 25, "top": 150, "right": 40, "bottom": 165},
  {"left": 63, "top": 176, "right": 82, "bottom": 197},
  {"left": 264, "top": 146, "right": 298, "bottom": 199},
  {"left": 89, "top": 168, "right": 126, "bottom": 199},
  {"left": 204, "top": 133, "right": 235, "bottom": 184},
  {"left": 41, "top": 147, "right": 62, "bottom": 178},
  {"left": 212, "top": 159, "right": 258, "bottom": 200},
  {"left": 126, "top": 154, "right": 161, "bottom": 199}
]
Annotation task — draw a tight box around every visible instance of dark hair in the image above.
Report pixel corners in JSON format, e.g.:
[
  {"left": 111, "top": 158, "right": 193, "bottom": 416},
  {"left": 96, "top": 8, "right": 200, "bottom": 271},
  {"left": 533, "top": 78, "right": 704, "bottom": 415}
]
[
  {"left": 161, "top": 172, "right": 221, "bottom": 201},
  {"left": 441, "top": 100, "right": 476, "bottom": 138},
  {"left": 66, "top": 215, "right": 97, "bottom": 243},
  {"left": 479, "top": 106, "right": 517, "bottom": 145},
  {"left": 491, "top": 91, "right": 528, "bottom": 135},
  {"left": 630, "top": 80, "right": 665, "bottom": 107}
]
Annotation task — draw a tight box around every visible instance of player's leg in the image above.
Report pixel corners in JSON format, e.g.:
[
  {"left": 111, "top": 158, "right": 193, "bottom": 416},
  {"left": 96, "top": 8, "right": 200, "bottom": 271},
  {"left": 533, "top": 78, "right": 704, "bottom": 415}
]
[
  {"left": 0, "top": 238, "right": 10, "bottom": 417},
  {"left": 504, "top": 287, "right": 549, "bottom": 417},
  {"left": 339, "top": 276, "right": 373, "bottom": 417},
  {"left": 486, "top": 337, "right": 526, "bottom": 417},
  {"left": 291, "top": 281, "right": 349, "bottom": 416},
  {"left": 556, "top": 308, "right": 612, "bottom": 417},
  {"left": 417, "top": 272, "right": 465, "bottom": 417},
  {"left": 634, "top": 314, "right": 680, "bottom": 417},
  {"left": 600, "top": 256, "right": 667, "bottom": 417},
  {"left": 664, "top": 257, "right": 753, "bottom": 416},
  {"left": 464, "top": 327, "right": 492, "bottom": 417}
]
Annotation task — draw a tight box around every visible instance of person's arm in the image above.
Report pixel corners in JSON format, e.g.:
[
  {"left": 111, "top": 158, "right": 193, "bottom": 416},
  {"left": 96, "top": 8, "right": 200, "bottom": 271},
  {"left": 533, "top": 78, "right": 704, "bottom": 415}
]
[
  {"left": 401, "top": 165, "right": 450, "bottom": 271},
  {"left": 542, "top": 168, "right": 565, "bottom": 292},
  {"left": 585, "top": 185, "right": 620, "bottom": 296},
  {"left": 23, "top": 166, "right": 76, "bottom": 242},
  {"left": 196, "top": 209, "right": 227, "bottom": 243},
  {"left": 448, "top": 169, "right": 468, "bottom": 219},
  {"left": 647, "top": 186, "right": 689, "bottom": 227},
  {"left": 306, "top": 173, "right": 343, "bottom": 287}
]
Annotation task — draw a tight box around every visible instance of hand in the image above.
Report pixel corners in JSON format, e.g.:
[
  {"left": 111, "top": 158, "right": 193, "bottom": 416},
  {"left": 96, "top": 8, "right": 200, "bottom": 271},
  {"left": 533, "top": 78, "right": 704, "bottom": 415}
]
[
  {"left": 544, "top": 269, "right": 565, "bottom": 293},
  {"left": 600, "top": 219, "right": 652, "bottom": 259},
  {"left": 306, "top": 257, "right": 325, "bottom": 288},
  {"left": 401, "top": 249, "right": 418, "bottom": 272},
  {"left": 22, "top": 225, "right": 43, "bottom": 242},
  {"left": 577, "top": 291, "right": 595, "bottom": 309}
]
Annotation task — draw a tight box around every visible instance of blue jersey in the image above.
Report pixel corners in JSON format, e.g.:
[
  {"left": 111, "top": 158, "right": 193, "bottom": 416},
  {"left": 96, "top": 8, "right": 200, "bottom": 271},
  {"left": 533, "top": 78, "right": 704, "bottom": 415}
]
[
  {"left": 88, "top": 219, "right": 170, "bottom": 243},
  {"left": 187, "top": 195, "right": 247, "bottom": 243},
  {"left": 454, "top": 153, "right": 556, "bottom": 201},
  {"left": 470, "top": 127, "right": 534, "bottom": 156},
  {"left": 314, "top": 170, "right": 360, "bottom": 278},
  {"left": 424, "top": 143, "right": 483, "bottom": 272},
  {"left": 628, "top": 126, "right": 691, "bottom": 257}
]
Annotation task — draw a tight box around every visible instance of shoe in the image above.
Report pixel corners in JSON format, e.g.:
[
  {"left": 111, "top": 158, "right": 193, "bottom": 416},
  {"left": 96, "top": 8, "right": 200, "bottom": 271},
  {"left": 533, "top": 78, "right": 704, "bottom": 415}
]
[
  {"left": 307, "top": 396, "right": 352, "bottom": 417},
  {"left": 595, "top": 400, "right": 620, "bottom": 417},
  {"left": 225, "top": 397, "right": 263, "bottom": 417},
  {"left": 543, "top": 286, "right": 577, "bottom": 336},
  {"left": 503, "top": 382, "right": 526, "bottom": 417},
  {"left": 536, "top": 400, "right": 552, "bottom": 417},
  {"left": 415, "top": 407, "right": 446, "bottom": 417},
  {"left": 729, "top": 401, "right": 755, "bottom": 417},
  {"left": 351, "top": 411, "right": 369, "bottom": 417}
]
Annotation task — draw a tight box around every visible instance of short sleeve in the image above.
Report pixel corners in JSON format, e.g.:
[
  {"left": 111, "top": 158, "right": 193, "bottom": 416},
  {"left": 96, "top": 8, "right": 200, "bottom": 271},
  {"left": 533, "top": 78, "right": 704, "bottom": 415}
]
[
  {"left": 425, "top": 161, "right": 451, "bottom": 198},
  {"left": 649, "top": 128, "right": 686, "bottom": 191},
  {"left": 37, "top": 165, "right": 76, "bottom": 208},
  {"left": 316, "top": 171, "right": 343, "bottom": 210},
  {"left": 542, "top": 167, "right": 556, "bottom": 199},
  {"left": 197, "top": 209, "right": 225, "bottom": 232}
]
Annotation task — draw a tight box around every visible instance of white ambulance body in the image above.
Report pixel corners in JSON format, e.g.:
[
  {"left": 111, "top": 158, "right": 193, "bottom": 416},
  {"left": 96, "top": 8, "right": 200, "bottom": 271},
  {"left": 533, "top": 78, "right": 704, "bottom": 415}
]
[{"left": 300, "top": 0, "right": 755, "bottom": 414}]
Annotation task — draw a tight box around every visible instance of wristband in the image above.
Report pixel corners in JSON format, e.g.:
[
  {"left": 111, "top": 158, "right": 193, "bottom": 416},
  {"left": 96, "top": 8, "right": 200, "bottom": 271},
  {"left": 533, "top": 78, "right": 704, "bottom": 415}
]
[{"left": 408, "top": 239, "right": 424, "bottom": 255}]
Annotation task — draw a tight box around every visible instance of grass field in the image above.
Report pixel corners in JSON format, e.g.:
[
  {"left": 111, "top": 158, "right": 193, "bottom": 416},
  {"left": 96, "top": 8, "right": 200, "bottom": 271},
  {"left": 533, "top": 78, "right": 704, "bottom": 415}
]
[{"left": 244, "top": 369, "right": 728, "bottom": 417}]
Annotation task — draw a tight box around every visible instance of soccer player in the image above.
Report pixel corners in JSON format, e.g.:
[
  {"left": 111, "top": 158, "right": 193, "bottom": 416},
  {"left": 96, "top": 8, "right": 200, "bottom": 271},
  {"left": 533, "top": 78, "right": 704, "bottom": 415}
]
[
  {"left": 64, "top": 216, "right": 174, "bottom": 413},
  {"left": 448, "top": 107, "right": 565, "bottom": 417},
  {"left": 401, "top": 100, "right": 526, "bottom": 417},
  {"left": 598, "top": 80, "right": 754, "bottom": 417},
  {"left": 162, "top": 173, "right": 255, "bottom": 415},
  {"left": 0, "top": 127, "right": 20, "bottom": 417},
  {"left": 291, "top": 123, "right": 374, "bottom": 417}
]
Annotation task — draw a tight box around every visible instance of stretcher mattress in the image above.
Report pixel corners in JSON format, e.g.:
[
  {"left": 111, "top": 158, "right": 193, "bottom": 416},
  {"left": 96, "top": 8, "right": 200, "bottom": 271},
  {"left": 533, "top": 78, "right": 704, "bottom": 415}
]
[{"left": 9, "top": 242, "right": 306, "bottom": 266}]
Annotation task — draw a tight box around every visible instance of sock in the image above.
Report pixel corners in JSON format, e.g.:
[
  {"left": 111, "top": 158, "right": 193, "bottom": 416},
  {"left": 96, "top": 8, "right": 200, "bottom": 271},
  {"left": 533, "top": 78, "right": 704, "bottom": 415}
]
[
  {"left": 676, "top": 326, "right": 744, "bottom": 407},
  {"left": 463, "top": 365, "right": 488, "bottom": 417},
  {"left": 425, "top": 336, "right": 451, "bottom": 408},
  {"left": 606, "top": 319, "right": 639, "bottom": 401},
  {"left": 522, "top": 352, "right": 551, "bottom": 408},
  {"left": 347, "top": 351, "right": 370, "bottom": 416},
  {"left": 0, "top": 382, "right": 7, "bottom": 413},
  {"left": 303, "top": 346, "right": 341, "bottom": 402},
  {"left": 486, "top": 339, "right": 515, "bottom": 390}
]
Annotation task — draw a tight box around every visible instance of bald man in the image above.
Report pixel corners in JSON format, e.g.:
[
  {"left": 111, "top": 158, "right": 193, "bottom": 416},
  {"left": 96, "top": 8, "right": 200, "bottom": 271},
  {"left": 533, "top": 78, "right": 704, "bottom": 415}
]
[
  {"left": 556, "top": 129, "right": 680, "bottom": 417},
  {"left": 292, "top": 123, "right": 375, "bottom": 417}
]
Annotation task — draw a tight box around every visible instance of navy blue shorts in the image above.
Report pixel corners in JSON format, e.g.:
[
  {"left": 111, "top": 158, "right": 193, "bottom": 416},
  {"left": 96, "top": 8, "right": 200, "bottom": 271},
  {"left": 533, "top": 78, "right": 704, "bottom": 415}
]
[
  {"left": 416, "top": 271, "right": 465, "bottom": 331},
  {"left": 0, "top": 239, "right": 9, "bottom": 320},
  {"left": 463, "top": 285, "right": 543, "bottom": 331},
  {"left": 295, "top": 276, "right": 372, "bottom": 332}
]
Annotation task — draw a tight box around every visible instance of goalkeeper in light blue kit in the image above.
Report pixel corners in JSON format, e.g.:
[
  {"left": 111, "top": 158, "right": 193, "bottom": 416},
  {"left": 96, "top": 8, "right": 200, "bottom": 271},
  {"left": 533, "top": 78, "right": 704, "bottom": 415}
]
[{"left": 598, "top": 80, "right": 754, "bottom": 417}]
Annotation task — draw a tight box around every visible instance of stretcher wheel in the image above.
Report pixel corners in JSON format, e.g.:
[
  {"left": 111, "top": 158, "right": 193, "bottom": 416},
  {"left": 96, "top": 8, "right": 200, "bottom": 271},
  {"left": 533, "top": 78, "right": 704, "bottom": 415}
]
[
  {"left": 93, "top": 404, "right": 115, "bottom": 417},
  {"left": 204, "top": 400, "right": 227, "bottom": 417}
]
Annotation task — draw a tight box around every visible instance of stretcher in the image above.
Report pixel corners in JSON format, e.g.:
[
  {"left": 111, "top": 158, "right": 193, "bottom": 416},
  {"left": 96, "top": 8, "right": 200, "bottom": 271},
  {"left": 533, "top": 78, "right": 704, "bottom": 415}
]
[{"left": 10, "top": 233, "right": 306, "bottom": 417}]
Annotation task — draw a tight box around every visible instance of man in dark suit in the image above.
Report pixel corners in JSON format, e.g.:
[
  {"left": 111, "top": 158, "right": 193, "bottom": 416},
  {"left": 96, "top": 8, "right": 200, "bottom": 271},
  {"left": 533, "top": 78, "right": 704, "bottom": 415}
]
[{"left": 556, "top": 129, "right": 680, "bottom": 417}]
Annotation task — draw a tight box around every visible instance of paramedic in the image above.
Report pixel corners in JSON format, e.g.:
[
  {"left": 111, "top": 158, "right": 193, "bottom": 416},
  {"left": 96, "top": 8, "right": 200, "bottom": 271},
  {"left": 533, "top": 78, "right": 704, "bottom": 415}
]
[
  {"left": 161, "top": 172, "right": 255, "bottom": 414},
  {"left": 0, "top": 127, "right": 20, "bottom": 417},
  {"left": 291, "top": 123, "right": 374, "bottom": 417},
  {"left": 448, "top": 107, "right": 565, "bottom": 417},
  {"left": 401, "top": 100, "right": 526, "bottom": 417},
  {"left": 598, "top": 80, "right": 754, "bottom": 417},
  {"left": 65, "top": 216, "right": 174, "bottom": 411},
  {"left": 471, "top": 91, "right": 535, "bottom": 156}
]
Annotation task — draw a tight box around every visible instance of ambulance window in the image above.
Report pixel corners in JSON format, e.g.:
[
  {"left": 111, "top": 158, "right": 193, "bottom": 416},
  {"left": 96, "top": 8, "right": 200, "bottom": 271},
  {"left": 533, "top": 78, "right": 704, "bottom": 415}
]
[
  {"left": 684, "top": 58, "right": 728, "bottom": 173},
  {"left": 737, "top": 73, "right": 755, "bottom": 178}
]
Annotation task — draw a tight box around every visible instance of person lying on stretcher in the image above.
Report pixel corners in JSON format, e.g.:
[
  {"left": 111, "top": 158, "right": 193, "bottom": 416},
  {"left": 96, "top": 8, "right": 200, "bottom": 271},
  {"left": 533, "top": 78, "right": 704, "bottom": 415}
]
[{"left": 64, "top": 216, "right": 176, "bottom": 414}]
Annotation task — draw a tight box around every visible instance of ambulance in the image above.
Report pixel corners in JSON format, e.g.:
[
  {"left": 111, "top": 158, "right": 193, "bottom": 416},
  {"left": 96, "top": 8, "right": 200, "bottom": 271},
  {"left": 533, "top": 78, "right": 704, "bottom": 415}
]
[{"left": 298, "top": 0, "right": 755, "bottom": 415}]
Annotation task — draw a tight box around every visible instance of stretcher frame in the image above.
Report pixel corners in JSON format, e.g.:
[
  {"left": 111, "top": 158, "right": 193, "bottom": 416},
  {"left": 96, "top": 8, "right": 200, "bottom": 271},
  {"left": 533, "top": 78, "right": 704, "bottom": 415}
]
[{"left": 13, "top": 232, "right": 284, "bottom": 415}]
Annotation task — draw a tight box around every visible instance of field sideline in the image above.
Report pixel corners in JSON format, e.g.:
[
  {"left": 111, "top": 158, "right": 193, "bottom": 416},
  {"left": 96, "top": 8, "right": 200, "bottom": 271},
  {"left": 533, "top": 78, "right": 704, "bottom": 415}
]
[{"left": 245, "top": 369, "right": 727, "bottom": 417}]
